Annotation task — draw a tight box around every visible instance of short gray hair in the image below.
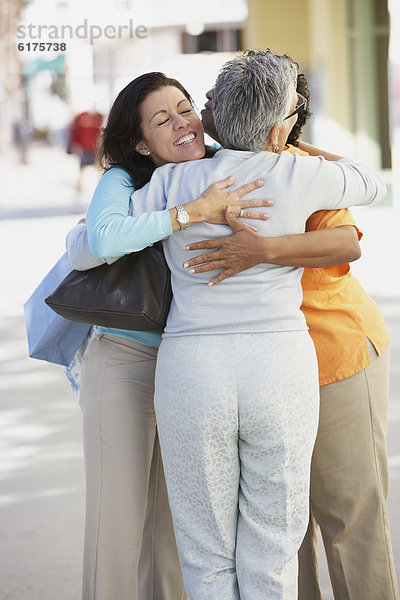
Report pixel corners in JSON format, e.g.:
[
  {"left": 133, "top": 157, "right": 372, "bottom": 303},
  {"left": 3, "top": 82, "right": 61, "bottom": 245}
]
[{"left": 213, "top": 50, "right": 297, "bottom": 151}]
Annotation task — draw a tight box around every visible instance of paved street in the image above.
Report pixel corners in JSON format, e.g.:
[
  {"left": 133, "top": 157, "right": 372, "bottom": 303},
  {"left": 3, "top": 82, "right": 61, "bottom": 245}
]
[{"left": 0, "top": 143, "right": 399, "bottom": 599}]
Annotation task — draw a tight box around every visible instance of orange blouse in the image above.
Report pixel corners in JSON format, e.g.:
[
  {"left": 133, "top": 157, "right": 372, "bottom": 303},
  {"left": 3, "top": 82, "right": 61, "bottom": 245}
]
[
  {"left": 283, "top": 145, "right": 389, "bottom": 385},
  {"left": 301, "top": 209, "right": 390, "bottom": 385}
]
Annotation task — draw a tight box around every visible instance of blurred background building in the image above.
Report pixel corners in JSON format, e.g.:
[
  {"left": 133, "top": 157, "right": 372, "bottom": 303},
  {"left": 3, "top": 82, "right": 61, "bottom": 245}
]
[{"left": 2, "top": 0, "right": 398, "bottom": 175}]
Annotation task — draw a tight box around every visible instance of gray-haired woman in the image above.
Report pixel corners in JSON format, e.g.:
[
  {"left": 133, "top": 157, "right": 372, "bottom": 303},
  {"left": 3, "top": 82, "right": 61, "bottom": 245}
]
[{"left": 86, "top": 51, "right": 386, "bottom": 600}]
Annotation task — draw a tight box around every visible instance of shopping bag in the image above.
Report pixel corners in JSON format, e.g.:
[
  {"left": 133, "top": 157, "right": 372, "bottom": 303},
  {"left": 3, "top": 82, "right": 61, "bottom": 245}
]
[{"left": 24, "top": 253, "right": 91, "bottom": 366}]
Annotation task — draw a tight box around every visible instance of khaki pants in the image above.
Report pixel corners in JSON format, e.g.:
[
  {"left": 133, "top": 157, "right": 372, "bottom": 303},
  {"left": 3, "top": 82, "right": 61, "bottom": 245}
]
[
  {"left": 298, "top": 341, "right": 399, "bottom": 599},
  {"left": 80, "top": 334, "right": 187, "bottom": 600}
]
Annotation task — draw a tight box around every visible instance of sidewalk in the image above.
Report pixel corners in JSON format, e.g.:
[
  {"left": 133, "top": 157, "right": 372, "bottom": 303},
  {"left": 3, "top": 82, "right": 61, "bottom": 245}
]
[{"left": 0, "top": 141, "right": 100, "bottom": 219}]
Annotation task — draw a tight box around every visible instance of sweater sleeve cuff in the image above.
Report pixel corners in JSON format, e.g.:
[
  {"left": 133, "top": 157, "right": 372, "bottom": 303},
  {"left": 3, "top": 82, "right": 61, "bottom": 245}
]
[{"left": 159, "top": 208, "right": 173, "bottom": 237}]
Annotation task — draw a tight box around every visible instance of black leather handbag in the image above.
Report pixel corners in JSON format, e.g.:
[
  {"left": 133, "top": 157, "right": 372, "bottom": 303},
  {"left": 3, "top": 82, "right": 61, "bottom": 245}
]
[{"left": 45, "top": 243, "right": 172, "bottom": 332}]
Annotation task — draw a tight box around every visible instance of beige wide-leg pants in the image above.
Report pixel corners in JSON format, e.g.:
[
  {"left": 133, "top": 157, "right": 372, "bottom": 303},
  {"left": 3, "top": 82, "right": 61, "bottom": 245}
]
[
  {"left": 79, "top": 334, "right": 187, "bottom": 600},
  {"left": 298, "top": 340, "right": 399, "bottom": 599}
]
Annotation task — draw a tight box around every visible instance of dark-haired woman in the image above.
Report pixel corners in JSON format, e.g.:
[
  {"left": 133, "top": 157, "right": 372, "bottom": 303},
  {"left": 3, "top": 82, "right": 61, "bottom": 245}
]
[{"left": 66, "top": 72, "right": 271, "bottom": 600}]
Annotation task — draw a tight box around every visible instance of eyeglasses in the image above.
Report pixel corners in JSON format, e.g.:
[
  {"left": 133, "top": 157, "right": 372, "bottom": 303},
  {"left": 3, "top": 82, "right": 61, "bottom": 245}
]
[{"left": 284, "top": 93, "right": 307, "bottom": 120}]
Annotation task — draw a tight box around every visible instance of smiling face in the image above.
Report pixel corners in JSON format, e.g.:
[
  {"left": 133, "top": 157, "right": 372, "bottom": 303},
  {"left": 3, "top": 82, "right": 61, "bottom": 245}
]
[{"left": 136, "top": 85, "right": 206, "bottom": 167}]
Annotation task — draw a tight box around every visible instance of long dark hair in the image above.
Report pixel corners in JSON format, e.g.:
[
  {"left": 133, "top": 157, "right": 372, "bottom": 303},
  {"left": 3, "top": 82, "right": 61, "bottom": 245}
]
[
  {"left": 97, "top": 72, "right": 212, "bottom": 190},
  {"left": 287, "top": 70, "right": 312, "bottom": 146}
]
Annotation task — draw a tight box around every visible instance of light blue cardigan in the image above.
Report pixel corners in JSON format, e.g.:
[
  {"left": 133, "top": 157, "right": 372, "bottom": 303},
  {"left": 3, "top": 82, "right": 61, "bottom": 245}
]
[{"left": 66, "top": 166, "right": 173, "bottom": 348}]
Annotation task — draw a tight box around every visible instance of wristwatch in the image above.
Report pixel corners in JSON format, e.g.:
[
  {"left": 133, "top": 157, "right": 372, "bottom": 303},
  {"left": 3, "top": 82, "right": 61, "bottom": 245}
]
[{"left": 175, "top": 204, "right": 190, "bottom": 230}]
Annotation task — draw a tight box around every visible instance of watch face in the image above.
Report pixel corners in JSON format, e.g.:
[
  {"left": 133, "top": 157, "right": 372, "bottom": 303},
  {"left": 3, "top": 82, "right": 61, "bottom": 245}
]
[{"left": 179, "top": 212, "right": 189, "bottom": 225}]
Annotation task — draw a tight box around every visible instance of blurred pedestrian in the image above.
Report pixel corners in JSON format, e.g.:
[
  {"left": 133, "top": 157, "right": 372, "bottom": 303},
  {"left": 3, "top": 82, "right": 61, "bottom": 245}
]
[
  {"left": 68, "top": 108, "right": 103, "bottom": 201},
  {"left": 13, "top": 119, "right": 33, "bottom": 164}
]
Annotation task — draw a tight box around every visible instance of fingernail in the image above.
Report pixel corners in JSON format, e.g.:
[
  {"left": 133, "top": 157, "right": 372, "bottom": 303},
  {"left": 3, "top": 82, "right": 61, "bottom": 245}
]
[
  {"left": 189, "top": 269, "right": 195, "bottom": 274},
  {"left": 208, "top": 282, "right": 214, "bottom": 286},
  {"left": 183, "top": 262, "right": 189, "bottom": 268},
  {"left": 183, "top": 246, "right": 189, "bottom": 250},
  {"left": 256, "top": 179, "right": 264, "bottom": 185}
]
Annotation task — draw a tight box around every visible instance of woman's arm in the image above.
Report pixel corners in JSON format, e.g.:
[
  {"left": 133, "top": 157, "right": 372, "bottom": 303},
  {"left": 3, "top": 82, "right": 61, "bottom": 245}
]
[
  {"left": 258, "top": 226, "right": 361, "bottom": 266},
  {"left": 286, "top": 142, "right": 386, "bottom": 218},
  {"left": 66, "top": 168, "right": 136, "bottom": 269},
  {"left": 87, "top": 166, "right": 173, "bottom": 258},
  {"left": 66, "top": 222, "right": 109, "bottom": 270},
  {"left": 167, "top": 177, "right": 271, "bottom": 232},
  {"left": 183, "top": 206, "right": 361, "bottom": 286},
  {"left": 87, "top": 164, "right": 273, "bottom": 259},
  {"left": 297, "top": 140, "right": 343, "bottom": 161}
]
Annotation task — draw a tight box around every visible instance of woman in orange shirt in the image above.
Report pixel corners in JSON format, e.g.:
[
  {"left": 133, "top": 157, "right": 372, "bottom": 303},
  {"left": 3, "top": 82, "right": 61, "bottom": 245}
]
[{"left": 190, "top": 71, "right": 398, "bottom": 600}]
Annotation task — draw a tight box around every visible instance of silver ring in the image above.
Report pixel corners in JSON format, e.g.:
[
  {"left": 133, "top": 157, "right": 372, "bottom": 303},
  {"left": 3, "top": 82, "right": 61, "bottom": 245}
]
[{"left": 239, "top": 209, "right": 245, "bottom": 218}]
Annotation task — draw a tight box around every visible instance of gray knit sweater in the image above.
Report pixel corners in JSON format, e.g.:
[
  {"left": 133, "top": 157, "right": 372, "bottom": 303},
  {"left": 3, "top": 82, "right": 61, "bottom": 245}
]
[{"left": 89, "top": 149, "right": 386, "bottom": 337}]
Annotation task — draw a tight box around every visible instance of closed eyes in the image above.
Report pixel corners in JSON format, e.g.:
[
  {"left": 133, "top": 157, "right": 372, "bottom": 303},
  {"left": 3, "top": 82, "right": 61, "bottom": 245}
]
[{"left": 156, "top": 109, "right": 193, "bottom": 126}]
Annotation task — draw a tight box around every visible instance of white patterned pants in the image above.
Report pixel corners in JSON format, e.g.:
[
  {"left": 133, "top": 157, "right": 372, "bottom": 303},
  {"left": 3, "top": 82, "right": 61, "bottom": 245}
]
[{"left": 154, "top": 332, "right": 320, "bottom": 600}]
